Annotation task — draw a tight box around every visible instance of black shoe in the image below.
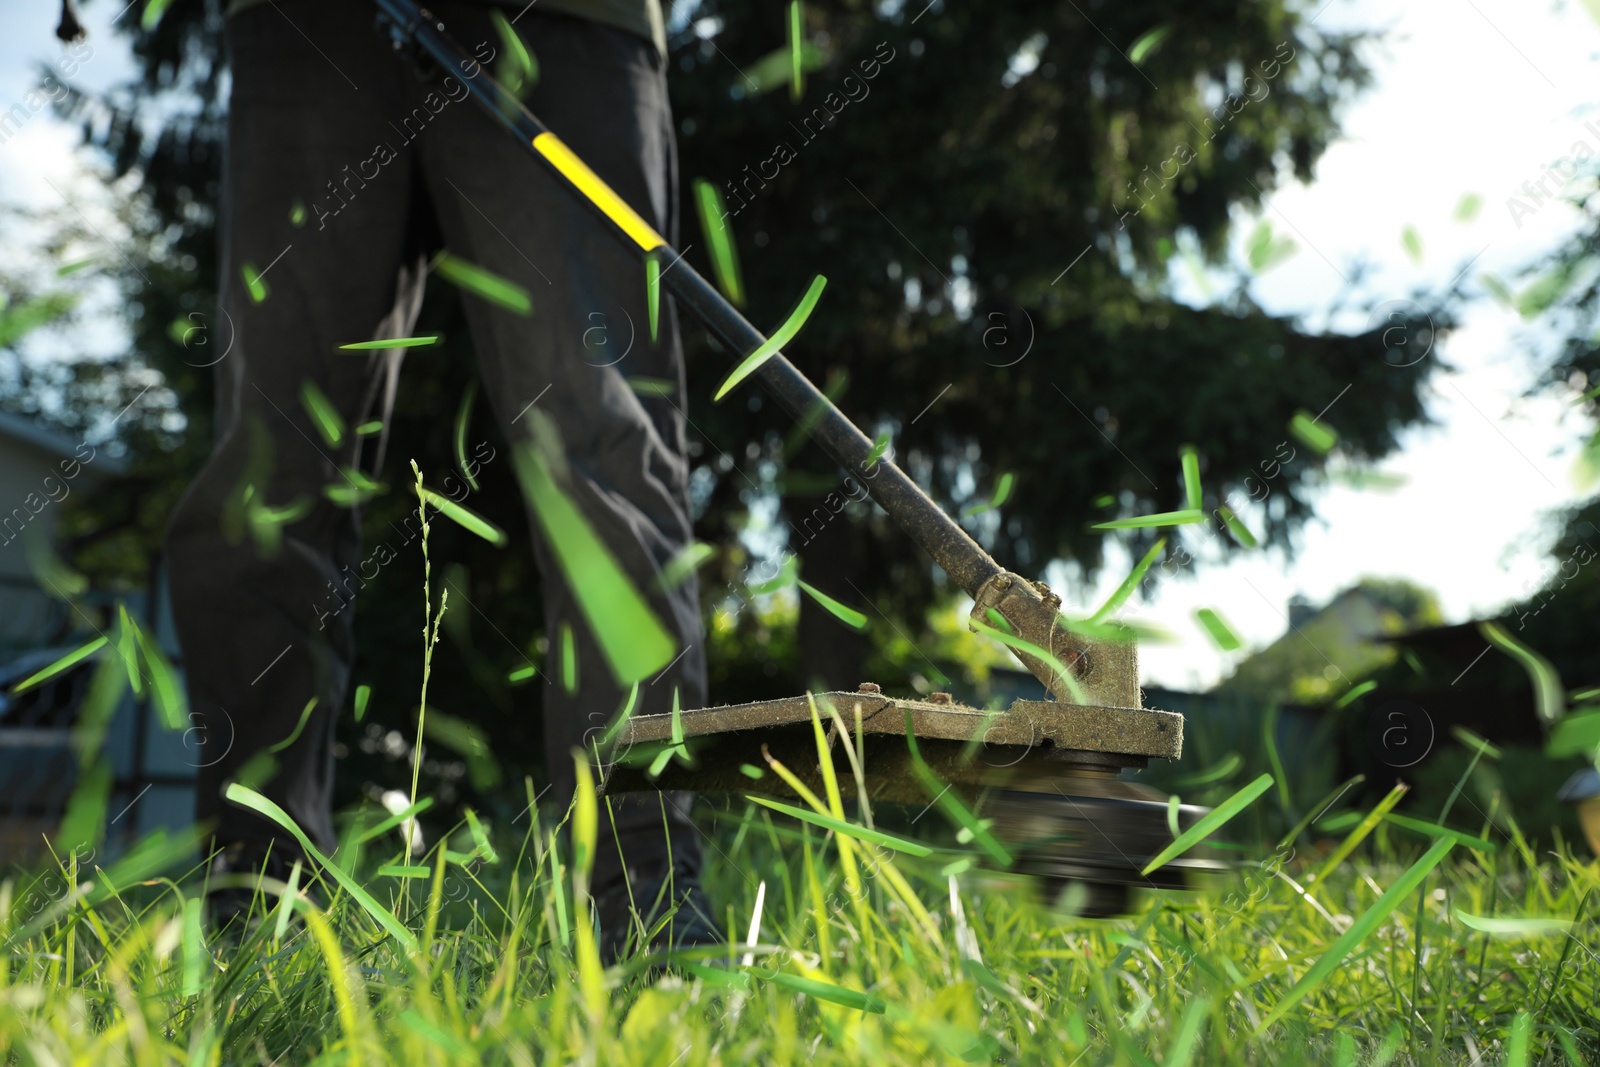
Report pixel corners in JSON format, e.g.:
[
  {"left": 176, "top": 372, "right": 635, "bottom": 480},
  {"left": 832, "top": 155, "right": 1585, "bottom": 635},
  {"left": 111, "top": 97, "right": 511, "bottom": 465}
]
[
  {"left": 204, "top": 838, "right": 317, "bottom": 934},
  {"left": 594, "top": 863, "right": 725, "bottom": 966}
]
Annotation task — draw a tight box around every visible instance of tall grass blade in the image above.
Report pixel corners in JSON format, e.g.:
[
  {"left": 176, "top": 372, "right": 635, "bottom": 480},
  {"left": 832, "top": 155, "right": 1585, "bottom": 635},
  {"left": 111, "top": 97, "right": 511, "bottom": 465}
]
[
  {"left": 1371, "top": 1024, "right": 1404, "bottom": 1067},
  {"left": 646, "top": 251, "right": 661, "bottom": 343},
  {"left": 797, "top": 580, "right": 868, "bottom": 631},
  {"left": 1128, "top": 24, "right": 1171, "bottom": 65},
  {"left": 969, "top": 617, "right": 1087, "bottom": 704},
  {"left": 1547, "top": 707, "right": 1600, "bottom": 758},
  {"left": 693, "top": 179, "right": 745, "bottom": 305},
  {"left": 179, "top": 895, "right": 204, "bottom": 996},
  {"left": 303, "top": 909, "right": 368, "bottom": 1063},
  {"left": 571, "top": 754, "right": 606, "bottom": 1022},
  {"left": 961, "top": 471, "right": 1014, "bottom": 516},
  {"left": 1263, "top": 704, "right": 1292, "bottom": 815},
  {"left": 1176, "top": 751, "right": 1243, "bottom": 787},
  {"left": 628, "top": 376, "right": 676, "bottom": 396},
  {"left": 1194, "top": 608, "right": 1242, "bottom": 652},
  {"left": 129, "top": 619, "right": 186, "bottom": 730},
  {"left": 1093, "top": 509, "right": 1205, "bottom": 530},
  {"left": 241, "top": 263, "right": 268, "bottom": 304},
  {"left": 417, "top": 487, "right": 508, "bottom": 546},
  {"left": 490, "top": 8, "right": 537, "bottom": 98},
  {"left": 904, "top": 715, "right": 1011, "bottom": 866},
  {"left": 682, "top": 962, "right": 751, "bottom": 988},
  {"left": 1256, "top": 836, "right": 1455, "bottom": 1033},
  {"left": 748, "top": 554, "right": 799, "bottom": 595},
  {"left": 1164, "top": 998, "right": 1210, "bottom": 1067},
  {"left": 744, "top": 795, "right": 933, "bottom": 856},
  {"left": 760, "top": 748, "right": 830, "bottom": 815},
  {"left": 434, "top": 252, "right": 532, "bottom": 315},
  {"left": 454, "top": 382, "right": 479, "bottom": 491},
  {"left": 464, "top": 808, "right": 499, "bottom": 864},
  {"left": 1506, "top": 1011, "right": 1533, "bottom": 1067},
  {"left": 659, "top": 541, "right": 715, "bottom": 590},
  {"left": 1312, "top": 781, "right": 1409, "bottom": 885},
  {"left": 1142, "top": 773, "right": 1273, "bottom": 874},
  {"left": 1450, "top": 724, "right": 1503, "bottom": 759},
  {"left": 272, "top": 858, "right": 303, "bottom": 944},
  {"left": 1289, "top": 410, "right": 1337, "bottom": 454},
  {"left": 110, "top": 604, "right": 142, "bottom": 700},
  {"left": 806, "top": 694, "right": 868, "bottom": 947},
  {"left": 756, "top": 969, "right": 885, "bottom": 1013},
  {"left": 224, "top": 784, "right": 418, "bottom": 951},
  {"left": 9, "top": 635, "right": 108, "bottom": 696},
  {"left": 423, "top": 710, "right": 503, "bottom": 791},
  {"left": 1090, "top": 537, "right": 1165, "bottom": 623},
  {"left": 1277, "top": 773, "right": 1365, "bottom": 850},
  {"left": 268, "top": 697, "right": 318, "bottom": 753},
  {"left": 1383, "top": 813, "right": 1495, "bottom": 851},
  {"left": 57, "top": 756, "right": 111, "bottom": 853},
  {"left": 1478, "top": 621, "right": 1564, "bottom": 725},
  {"left": 357, "top": 796, "right": 435, "bottom": 845},
  {"left": 399, "top": 1010, "right": 475, "bottom": 1057},
  {"left": 787, "top": 0, "right": 805, "bottom": 100},
  {"left": 299, "top": 380, "right": 345, "bottom": 448},
  {"left": 511, "top": 437, "right": 677, "bottom": 683},
  {"left": 1180, "top": 446, "right": 1202, "bottom": 510},
  {"left": 1217, "top": 504, "right": 1258, "bottom": 547},
  {"left": 337, "top": 335, "right": 441, "bottom": 350},
  {"left": 866, "top": 430, "right": 892, "bottom": 468},
  {"left": 1453, "top": 911, "right": 1575, "bottom": 937},
  {"left": 560, "top": 622, "right": 578, "bottom": 694},
  {"left": 715, "top": 275, "right": 827, "bottom": 401},
  {"left": 379, "top": 863, "right": 435, "bottom": 883},
  {"left": 1333, "top": 679, "right": 1377, "bottom": 708}
]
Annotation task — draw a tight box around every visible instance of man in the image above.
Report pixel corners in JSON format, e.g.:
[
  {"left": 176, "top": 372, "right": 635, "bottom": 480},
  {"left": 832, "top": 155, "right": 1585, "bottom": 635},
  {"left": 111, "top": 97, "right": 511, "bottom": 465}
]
[{"left": 156, "top": 0, "right": 713, "bottom": 955}]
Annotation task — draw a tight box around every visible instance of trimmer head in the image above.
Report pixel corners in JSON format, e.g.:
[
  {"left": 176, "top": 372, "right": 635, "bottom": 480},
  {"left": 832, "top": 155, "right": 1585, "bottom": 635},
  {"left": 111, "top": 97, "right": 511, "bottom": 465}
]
[{"left": 604, "top": 678, "right": 1220, "bottom": 916}]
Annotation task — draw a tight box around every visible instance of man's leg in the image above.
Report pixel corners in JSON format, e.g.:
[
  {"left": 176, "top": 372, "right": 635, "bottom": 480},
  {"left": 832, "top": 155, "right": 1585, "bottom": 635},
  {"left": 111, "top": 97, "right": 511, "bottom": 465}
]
[
  {"left": 165, "top": 0, "right": 420, "bottom": 858},
  {"left": 417, "top": 6, "right": 705, "bottom": 897}
]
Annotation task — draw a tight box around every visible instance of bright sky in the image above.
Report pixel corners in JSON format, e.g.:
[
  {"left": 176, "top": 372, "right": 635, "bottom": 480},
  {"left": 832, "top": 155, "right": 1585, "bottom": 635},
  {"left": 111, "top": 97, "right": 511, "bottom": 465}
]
[
  {"left": 1078, "top": 0, "right": 1600, "bottom": 690},
  {"left": 3, "top": 0, "right": 1599, "bottom": 692},
  {"left": 0, "top": 0, "right": 143, "bottom": 375}
]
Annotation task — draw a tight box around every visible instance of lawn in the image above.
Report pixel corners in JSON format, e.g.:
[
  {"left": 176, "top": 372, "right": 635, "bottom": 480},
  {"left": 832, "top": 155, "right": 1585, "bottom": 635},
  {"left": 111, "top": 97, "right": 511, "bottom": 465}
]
[{"left": 2, "top": 748, "right": 1596, "bottom": 1066}]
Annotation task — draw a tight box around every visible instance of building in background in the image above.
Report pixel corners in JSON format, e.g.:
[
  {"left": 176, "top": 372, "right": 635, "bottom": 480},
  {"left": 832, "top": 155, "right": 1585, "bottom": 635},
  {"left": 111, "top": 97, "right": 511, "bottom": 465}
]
[{"left": 0, "top": 411, "right": 195, "bottom": 865}]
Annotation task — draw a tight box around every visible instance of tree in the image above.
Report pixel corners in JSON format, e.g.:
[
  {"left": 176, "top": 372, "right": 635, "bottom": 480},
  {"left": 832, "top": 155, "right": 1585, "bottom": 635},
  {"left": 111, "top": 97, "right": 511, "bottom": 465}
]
[
  {"left": 52, "top": 0, "right": 1438, "bottom": 815},
  {"left": 670, "top": 0, "right": 1436, "bottom": 689}
]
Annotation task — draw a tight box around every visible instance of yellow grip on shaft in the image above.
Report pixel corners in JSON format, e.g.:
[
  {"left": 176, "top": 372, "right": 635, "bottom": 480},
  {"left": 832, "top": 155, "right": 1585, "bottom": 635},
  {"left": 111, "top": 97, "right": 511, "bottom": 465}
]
[{"left": 533, "top": 131, "right": 666, "bottom": 252}]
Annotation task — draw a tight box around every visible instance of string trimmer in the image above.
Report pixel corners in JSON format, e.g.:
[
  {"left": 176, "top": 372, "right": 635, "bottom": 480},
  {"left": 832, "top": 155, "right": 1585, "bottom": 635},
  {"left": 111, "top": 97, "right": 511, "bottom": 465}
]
[{"left": 373, "top": 0, "right": 1220, "bottom": 915}]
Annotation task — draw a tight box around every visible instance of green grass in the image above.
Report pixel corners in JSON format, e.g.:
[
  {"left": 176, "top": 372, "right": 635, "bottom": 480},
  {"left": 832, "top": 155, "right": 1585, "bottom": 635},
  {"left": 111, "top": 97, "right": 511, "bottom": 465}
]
[
  {"left": 2, "top": 782, "right": 1596, "bottom": 1065},
  {"left": 8, "top": 467, "right": 1595, "bottom": 1064}
]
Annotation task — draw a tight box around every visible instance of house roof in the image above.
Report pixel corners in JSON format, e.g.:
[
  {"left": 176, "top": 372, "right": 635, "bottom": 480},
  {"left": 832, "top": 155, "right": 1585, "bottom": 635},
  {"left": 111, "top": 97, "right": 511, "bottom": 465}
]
[{"left": 0, "top": 410, "right": 128, "bottom": 476}]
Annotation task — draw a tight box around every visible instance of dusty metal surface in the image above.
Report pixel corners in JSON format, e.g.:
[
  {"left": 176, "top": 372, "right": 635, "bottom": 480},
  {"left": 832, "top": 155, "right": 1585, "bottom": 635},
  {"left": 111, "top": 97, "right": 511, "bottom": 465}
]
[
  {"left": 602, "top": 689, "right": 1182, "bottom": 802},
  {"left": 968, "top": 575, "right": 1142, "bottom": 708},
  {"left": 613, "top": 692, "right": 1181, "bottom": 759}
]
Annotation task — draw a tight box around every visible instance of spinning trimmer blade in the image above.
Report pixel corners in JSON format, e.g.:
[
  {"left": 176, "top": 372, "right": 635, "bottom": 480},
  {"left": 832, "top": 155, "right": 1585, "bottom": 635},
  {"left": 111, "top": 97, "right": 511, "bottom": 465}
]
[{"left": 603, "top": 684, "right": 1223, "bottom": 915}]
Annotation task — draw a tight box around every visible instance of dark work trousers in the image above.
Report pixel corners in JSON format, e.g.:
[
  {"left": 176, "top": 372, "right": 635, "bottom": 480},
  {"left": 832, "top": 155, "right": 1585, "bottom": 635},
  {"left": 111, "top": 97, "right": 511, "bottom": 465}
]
[{"left": 163, "top": 0, "right": 703, "bottom": 892}]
